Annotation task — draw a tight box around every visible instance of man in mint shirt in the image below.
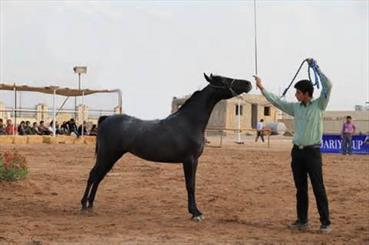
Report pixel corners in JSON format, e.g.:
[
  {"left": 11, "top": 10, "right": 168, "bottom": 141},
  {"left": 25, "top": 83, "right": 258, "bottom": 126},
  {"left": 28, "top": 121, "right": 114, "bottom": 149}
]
[{"left": 254, "top": 58, "right": 332, "bottom": 233}]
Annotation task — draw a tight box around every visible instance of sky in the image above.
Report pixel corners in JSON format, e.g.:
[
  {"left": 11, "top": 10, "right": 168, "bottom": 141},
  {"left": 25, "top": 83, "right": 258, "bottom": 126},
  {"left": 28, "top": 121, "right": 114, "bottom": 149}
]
[{"left": 0, "top": 0, "right": 368, "bottom": 119}]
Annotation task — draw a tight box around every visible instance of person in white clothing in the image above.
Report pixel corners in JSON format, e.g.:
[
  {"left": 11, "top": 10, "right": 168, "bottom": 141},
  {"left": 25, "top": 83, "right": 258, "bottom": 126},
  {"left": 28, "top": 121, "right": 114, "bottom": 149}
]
[{"left": 255, "top": 119, "right": 265, "bottom": 142}]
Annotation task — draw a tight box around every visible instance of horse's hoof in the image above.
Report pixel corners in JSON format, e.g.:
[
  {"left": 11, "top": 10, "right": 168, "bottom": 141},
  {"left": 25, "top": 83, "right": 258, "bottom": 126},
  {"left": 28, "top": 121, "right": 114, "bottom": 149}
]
[
  {"left": 80, "top": 208, "right": 96, "bottom": 216},
  {"left": 192, "top": 214, "right": 205, "bottom": 222},
  {"left": 80, "top": 206, "right": 92, "bottom": 214}
]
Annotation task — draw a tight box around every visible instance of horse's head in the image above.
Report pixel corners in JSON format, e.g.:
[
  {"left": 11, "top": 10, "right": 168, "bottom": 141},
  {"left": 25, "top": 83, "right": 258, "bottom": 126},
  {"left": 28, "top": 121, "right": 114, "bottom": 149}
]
[{"left": 204, "top": 73, "right": 252, "bottom": 99}]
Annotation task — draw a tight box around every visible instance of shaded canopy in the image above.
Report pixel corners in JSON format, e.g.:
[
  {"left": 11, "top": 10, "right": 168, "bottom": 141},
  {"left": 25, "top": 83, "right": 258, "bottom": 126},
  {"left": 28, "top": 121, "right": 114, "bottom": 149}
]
[{"left": 0, "top": 83, "right": 120, "bottom": 97}]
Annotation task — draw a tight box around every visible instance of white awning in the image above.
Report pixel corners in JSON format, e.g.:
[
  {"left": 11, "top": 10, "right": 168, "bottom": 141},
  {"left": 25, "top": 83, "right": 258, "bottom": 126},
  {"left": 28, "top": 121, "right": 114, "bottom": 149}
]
[
  {"left": 0, "top": 83, "right": 120, "bottom": 96},
  {"left": 1, "top": 83, "right": 122, "bottom": 136}
]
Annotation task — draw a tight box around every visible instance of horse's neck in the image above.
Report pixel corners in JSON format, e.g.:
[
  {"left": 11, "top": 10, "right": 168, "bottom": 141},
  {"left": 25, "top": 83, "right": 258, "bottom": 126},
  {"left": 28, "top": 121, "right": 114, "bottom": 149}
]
[{"left": 178, "top": 86, "right": 220, "bottom": 131}]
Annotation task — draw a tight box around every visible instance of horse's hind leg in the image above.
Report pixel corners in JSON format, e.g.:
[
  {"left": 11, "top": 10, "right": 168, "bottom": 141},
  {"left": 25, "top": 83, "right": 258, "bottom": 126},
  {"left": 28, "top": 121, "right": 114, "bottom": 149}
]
[
  {"left": 183, "top": 157, "right": 203, "bottom": 221},
  {"left": 81, "top": 150, "right": 126, "bottom": 210},
  {"left": 81, "top": 166, "right": 96, "bottom": 209}
]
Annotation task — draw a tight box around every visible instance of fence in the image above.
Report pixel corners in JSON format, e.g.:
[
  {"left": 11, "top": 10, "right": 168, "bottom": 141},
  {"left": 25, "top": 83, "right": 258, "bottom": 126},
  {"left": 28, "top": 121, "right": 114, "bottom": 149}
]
[{"left": 205, "top": 128, "right": 272, "bottom": 148}]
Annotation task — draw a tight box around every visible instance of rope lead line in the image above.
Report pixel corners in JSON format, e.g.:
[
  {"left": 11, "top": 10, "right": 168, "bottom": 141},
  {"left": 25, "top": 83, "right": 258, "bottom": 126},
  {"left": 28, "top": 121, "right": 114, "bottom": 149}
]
[{"left": 281, "top": 59, "right": 325, "bottom": 98}]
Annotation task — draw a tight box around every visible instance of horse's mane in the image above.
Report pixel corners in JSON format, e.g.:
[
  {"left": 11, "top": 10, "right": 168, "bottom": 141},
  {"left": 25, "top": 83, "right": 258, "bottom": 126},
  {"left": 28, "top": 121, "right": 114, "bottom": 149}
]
[
  {"left": 165, "top": 89, "right": 205, "bottom": 120},
  {"left": 176, "top": 90, "right": 204, "bottom": 113}
]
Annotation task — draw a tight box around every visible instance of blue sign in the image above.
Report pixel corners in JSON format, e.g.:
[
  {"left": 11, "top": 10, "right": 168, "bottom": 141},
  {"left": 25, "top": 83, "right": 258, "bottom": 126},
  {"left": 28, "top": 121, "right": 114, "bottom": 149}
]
[{"left": 321, "top": 134, "right": 369, "bottom": 154}]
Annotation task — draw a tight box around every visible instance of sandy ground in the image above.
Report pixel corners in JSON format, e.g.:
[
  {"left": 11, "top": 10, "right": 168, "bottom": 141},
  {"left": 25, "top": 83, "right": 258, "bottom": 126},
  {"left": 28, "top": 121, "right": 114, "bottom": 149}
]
[{"left": 0, "top": 136, "right": 368, "bottom": 244}]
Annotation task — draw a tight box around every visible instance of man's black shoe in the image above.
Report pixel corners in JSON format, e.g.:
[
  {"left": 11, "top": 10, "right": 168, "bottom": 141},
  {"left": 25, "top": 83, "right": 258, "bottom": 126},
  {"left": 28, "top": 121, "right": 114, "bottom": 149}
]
[
  {"left": 319, "top": 224, "right": 332, "bottom": 233},
  {"left": 288, "top": 220, "right": 309, "bottom": 231}
]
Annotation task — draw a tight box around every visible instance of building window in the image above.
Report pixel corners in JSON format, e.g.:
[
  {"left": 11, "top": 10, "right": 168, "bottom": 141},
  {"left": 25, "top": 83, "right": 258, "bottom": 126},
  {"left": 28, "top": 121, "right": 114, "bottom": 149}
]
[
  {"left": 264, "top": 106, "right": 271, "bottom": 116},
  {"left": 235, "top": 105, "right": 243, "bottom": 116}
]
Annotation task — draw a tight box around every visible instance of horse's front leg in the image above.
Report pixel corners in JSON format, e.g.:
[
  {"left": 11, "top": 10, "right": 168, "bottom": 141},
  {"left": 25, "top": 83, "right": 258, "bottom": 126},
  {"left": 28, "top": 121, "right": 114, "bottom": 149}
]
[{"left": 183, "top": 157, "right": 204, "bottom": 221}]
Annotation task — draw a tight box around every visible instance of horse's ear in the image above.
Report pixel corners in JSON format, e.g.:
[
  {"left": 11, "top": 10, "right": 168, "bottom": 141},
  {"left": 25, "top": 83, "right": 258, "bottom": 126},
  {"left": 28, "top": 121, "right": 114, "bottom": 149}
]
[{"left": 204, "top": 73, "right": 211, "bottom": 83}]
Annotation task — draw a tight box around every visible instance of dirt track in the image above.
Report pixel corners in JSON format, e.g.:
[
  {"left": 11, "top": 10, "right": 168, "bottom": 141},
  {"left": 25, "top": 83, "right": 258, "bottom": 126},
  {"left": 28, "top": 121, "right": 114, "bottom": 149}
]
[{"left": 0, "top": 138, "right": 368, "bottom": 244}]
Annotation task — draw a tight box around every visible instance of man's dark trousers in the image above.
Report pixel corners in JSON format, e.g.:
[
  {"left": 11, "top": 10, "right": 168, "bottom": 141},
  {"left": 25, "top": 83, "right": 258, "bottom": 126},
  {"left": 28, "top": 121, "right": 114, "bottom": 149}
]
[{"left": 291, "top": 145, "right": 330, "bottom": 225}]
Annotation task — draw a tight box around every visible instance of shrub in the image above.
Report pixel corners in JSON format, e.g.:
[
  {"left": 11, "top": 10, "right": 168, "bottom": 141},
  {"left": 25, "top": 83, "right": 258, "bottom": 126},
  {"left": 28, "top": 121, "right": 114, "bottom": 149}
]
[{"left": 0, "top": 149, "right": 28, "bottom": 181}]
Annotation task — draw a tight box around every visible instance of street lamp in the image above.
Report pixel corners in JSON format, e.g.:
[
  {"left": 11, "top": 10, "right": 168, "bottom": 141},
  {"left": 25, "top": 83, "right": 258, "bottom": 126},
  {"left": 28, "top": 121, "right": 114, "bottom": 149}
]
[
  {"left": 236, "top": 95, "right": 244, "bottom": 144},
  {"left": 73, "top": 66, "right": 87, "bottom": 119}
]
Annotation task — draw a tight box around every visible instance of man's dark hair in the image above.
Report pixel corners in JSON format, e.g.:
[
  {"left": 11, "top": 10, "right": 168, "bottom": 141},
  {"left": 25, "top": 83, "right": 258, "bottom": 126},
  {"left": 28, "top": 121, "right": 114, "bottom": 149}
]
[
  {"left": 294, "top": 79, "right": 314, "bottom": 97},
  {"left": 346, "top": 115, "right": 352, "bottom": 120}
]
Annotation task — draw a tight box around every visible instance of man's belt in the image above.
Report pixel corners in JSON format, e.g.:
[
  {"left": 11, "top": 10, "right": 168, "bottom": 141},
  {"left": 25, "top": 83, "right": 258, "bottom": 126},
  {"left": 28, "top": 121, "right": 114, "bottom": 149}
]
[{"left": 294, "top": 144, "right": 321, "bottom": 150}]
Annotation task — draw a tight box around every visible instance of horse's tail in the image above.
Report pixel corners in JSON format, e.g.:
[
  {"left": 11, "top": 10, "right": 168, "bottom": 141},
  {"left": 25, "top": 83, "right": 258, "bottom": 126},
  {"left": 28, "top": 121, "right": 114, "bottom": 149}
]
[{"left": 95, "top": 116, "right": 109, "bottom": 155}]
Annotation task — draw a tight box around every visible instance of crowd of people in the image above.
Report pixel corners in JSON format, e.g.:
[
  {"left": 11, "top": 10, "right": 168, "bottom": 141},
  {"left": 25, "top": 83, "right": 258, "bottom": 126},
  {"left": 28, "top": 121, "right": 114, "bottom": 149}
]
[{"left": 0, "top": 118, "right": 97, "bottom": 136}]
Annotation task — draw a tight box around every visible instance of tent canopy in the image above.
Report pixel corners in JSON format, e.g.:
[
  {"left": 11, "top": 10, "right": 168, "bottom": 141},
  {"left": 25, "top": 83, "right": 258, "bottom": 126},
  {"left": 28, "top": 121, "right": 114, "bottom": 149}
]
[
  {"left": 0, "top": 83, "right": 122, "bottom": 136},
  {"left": 0, "top": 83, "right": 120, "bottom": 97}
]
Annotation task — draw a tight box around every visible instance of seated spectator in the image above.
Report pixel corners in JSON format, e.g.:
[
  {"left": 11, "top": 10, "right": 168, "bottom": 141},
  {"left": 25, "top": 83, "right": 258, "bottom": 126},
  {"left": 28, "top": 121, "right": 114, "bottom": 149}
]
[
  {"left": 48, "top": 120, "right": 61, "bottom": 135},
  {"left": 24, "top": 121, "right": 33, "bottom": 135},
  {"left": 5, "top": 119, "right": 16, "bottom": 135},
  {"left": 60, "top": 121, "right": 69, "bottom": 135},
  {"left": 55, "top": 121, "right": 61, "bottom": 135},
  {"left": 31, "top": 122, "right": 41, "bottom": 135},
  {"left": 89, "top": 124, "right": 97, "bottom": 136},
  {"left": 78, "top": 121, "right": 88, "bottom": 136},
  {"left": 17, "top": 121, "right": 26, "bottom": 135},
  {"left": 0, "top": 118, "right": 5, "bottom": 135},
  {"left": 38, "top": 120, "right": 51, "bottom": 135},
  {"left": 68, "top": 118, "right": 79, "bottom": 137}
]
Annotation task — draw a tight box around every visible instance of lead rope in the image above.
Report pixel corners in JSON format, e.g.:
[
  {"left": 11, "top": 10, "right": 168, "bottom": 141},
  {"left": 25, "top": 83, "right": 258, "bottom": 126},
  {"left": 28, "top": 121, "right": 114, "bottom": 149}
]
[
  {"left": 281, "top": 59, "right": 308, "bottom": 98},
  {"left": 281, "top": 59, "right": 326, "bottom": 98},
  {"left": 228, "top": 79, "right": 238, "bottom": 97}
]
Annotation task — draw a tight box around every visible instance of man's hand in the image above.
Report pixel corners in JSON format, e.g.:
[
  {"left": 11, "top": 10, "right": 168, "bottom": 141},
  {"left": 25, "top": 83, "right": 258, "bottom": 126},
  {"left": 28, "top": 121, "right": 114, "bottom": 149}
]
[
  {"left": 253, "top": 75, "right": 264, "bottom": 91},
  {"left": 307, "top": 58, "right": 319, "bottom": 69}
]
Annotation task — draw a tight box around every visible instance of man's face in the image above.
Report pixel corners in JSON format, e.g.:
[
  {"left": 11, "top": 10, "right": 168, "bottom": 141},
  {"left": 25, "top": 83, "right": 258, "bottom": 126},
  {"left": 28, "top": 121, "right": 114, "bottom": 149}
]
[{"left": 295, "top": 89, "right": 310, "bottom": 103}]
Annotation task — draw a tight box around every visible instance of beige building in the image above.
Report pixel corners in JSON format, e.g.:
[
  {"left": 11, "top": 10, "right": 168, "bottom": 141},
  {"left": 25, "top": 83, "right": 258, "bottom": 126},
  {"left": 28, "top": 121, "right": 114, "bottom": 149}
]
[
  {"left": 172, "top": 94, "right": 369, "bottom": 135},
  {"left": 172, "top": 93, "right": 279, "bottom": 133}
]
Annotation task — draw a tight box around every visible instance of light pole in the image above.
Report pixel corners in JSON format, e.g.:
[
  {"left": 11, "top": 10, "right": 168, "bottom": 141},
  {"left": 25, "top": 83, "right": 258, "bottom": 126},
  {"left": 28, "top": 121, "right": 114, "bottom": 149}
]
[
  {"left": 236, "top": 96, "right": 243, "bottom": 144},
  {"left": 73, "top": 66, "right": 87, "bottom": 119}
]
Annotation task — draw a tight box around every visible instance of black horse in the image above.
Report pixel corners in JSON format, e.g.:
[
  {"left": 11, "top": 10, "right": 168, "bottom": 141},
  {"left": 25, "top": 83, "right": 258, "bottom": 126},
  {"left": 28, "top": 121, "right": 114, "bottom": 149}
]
[{"left": 81, "top": 73, "right": 252, "bottom": 220}]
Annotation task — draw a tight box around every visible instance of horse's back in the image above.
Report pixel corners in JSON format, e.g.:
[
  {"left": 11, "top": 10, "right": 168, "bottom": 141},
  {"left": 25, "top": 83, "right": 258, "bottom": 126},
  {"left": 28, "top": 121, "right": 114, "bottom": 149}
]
[{"left": 97, "top": 114, "right": 204, "bottom": 163}]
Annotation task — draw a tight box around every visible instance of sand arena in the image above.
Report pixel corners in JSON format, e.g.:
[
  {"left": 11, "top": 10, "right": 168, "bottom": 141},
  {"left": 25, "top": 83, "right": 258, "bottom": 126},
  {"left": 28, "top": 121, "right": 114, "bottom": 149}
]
[{"left": 0, "top": 136, "right": 368, "bottom": 244}]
